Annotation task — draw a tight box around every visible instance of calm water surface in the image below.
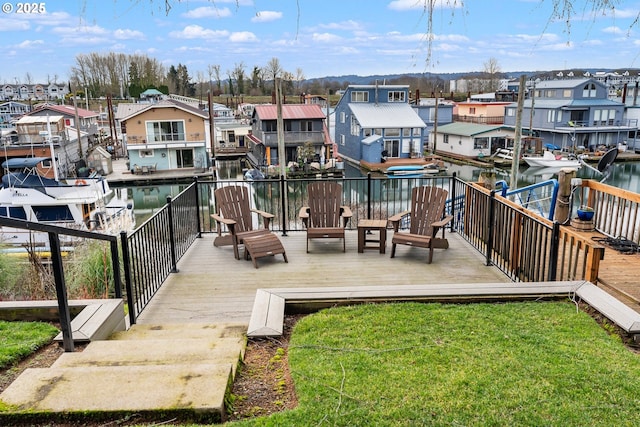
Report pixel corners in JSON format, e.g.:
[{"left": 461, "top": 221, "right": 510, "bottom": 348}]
[{"left": 124, "top": 159, "right": 640, "bottom": 223}]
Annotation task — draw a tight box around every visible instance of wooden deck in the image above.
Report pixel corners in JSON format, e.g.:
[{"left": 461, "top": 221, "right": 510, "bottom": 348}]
[
  {"left": 136, "top": 231, "right": 510, "bottom": 325},
  {"left": 575, "top": 229, "right": 640, "bottom": 311}
]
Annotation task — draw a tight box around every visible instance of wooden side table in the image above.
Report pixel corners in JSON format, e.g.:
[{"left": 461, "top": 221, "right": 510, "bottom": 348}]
[{"left": 357, "top": 219, "right": 388, "bottom": 254}]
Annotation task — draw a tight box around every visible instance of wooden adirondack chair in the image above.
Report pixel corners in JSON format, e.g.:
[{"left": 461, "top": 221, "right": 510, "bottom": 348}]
[
  {"left": 211, "top": 185, "right": 275, "bottom": 260},
  {"left": 299, "top": 181, "right": 352, "bottom": 252},
  {"left": 389, "top": 186, "right": 453, "bottom": 263}
]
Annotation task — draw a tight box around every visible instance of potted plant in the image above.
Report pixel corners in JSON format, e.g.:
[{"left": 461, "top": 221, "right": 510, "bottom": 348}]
[{"left": 576, "top": 205, "right": 595, "bottom": 221}]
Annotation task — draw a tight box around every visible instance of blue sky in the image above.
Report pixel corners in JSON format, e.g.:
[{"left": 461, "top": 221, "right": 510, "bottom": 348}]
[{"left": 2, "top": 0, "right": 640, "bottom": 84}]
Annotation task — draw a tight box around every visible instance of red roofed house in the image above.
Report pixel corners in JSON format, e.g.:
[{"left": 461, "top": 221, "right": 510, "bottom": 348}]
[{"left": 249, "top": 104, "right": 329, "bottom": 167}]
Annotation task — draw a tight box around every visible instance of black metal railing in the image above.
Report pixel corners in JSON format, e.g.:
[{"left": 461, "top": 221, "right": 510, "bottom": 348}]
[
  {"left": 0, "top": 216, "right": 121, "bottom": 352},
  {"left": 121, "top": 182, "right": 200, "bottom": 324}
]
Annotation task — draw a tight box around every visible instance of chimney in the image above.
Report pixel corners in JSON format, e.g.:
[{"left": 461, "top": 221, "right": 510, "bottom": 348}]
[
  {"left": 415, "top": 89, "right": 420, "bottom": 104},
  {"left": 622, "top": 83, "right": 627, "bottom": 104}
]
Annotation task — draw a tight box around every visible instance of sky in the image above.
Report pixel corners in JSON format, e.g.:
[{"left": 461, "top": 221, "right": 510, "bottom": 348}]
[{"left": 2, "top": 0, "right": 640, "bottom": 85}]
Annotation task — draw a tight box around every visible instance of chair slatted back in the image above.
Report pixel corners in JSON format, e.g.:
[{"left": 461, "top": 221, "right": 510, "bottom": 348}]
[
  {"left": 307, "top": 182, "right": 342, "bottom": 228},
  {"left": 409, "top": 186, "right": 448, "bottom": 236},
  {"left": 214, "top": 186, "right": 253, "bottom": 234}
]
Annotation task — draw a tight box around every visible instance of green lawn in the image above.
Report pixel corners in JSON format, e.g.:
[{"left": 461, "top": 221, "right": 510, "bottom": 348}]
[
  {"left": 0, "top": 321, "right": 59, "bottom": 369},
  {"left": 229, "top": 301, "right": 640, "bottom": 426}
]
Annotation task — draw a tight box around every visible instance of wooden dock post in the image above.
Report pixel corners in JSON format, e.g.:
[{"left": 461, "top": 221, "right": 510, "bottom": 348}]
[{"left": 555, "top": 168, "right": 577, "bottom": 224}]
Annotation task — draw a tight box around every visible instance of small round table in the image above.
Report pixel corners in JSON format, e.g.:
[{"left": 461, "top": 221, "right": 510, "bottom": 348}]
[{"left": 357, "top": 219, "right": 388, "bottom": 254}]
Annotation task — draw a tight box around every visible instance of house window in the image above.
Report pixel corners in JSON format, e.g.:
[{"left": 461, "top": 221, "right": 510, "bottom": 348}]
[
  {"left": 140, "top": 150, "right": 154, "bottom": 157},
  {"left": 340, "top": 135, "right": 345, "bottom": 146},
  {"left": 545, "top": 90, "right": 555, "bottom": 98},
  {"left": 385, "top": 128, "right": 400, "bottom": 137},
  {"left": 469, "top": 107, "right": 476, "bottom": 114},
  {"left": 388, "top": 91, "right": 405, "bottom": 102},
  {"left": 403, "top": 128, "right": 411, "bottom": 137},
  {"left": 285, "top": 121, "right": 292, "bottom": 132},
  {"left": 300, "top": 120, "right": 313, "bottom": 132},
  {"left": 443, "top": 134, "right": 449, "bottom": 144},
  {"left": 351, "top": 91, "right": 369, "bottom": 102},
  {"left": 506, "top": 108, "right": 515, "bottom": 117},
  {"left": 474, "top": 137, "right": 489, "bottom": 150},
  {"left": 146, "top": 120, "right": 185, "bottom": 142},
  {"left": 228, "top": 131, "right": 236, "bottom": 143},
  {"left": 557, "top": 110, "right": 562, "bottom": 122},
  {"left": 374, "top": 128, "right": 382, "bottom": 135},
  {"left": 582, "top": 83, "right": 596, "bottom": 98},
  {"left": 340, "top": 112, "right": 345, "bottom": 123},
  {"left": 350, "top": 116, "right": 360, "bottom": 136},
  {"left": 265, "top": 121, "right": 277, "bottom": 132},
  {"left": 364, "top": 128, "right": 372, "bottom": 137},
  {"left": 412, "top": 128, "right": 421, "bottom": 136},
  {"left": 547, "top": 110, "right": 555, "bottom": 123},
  {"left": 563, "top": 89, "right": 572, "bottom": 98}
]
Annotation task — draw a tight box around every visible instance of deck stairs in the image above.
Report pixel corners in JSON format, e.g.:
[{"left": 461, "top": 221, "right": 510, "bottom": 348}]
[{"left": 0, "top": 322, "right": 247, "bottom": 423}]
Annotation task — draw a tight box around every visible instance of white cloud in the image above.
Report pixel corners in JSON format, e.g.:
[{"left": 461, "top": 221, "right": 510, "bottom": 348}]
[
  {"left": 312, "top": 32, "right": 342, "bottom": 42},
  {"left": 114, "top": 29, "right": 145, "bottom": 40},
  {"left": 0, "top": 18, "right": 30, "bottom": 31},
  {"left": 388, "top": 0, "right": 461, "bottom": 11},
  {"left": 229, "top": 31, "right": 257, "bottom": 42},
  {"left": 51, "top": 24, "right": 110, "bottom": 37},
  {"left": 169, "top": 25, "right": 229, "bottom": 39},
  {"left": 182, "top": 6, "right": 232, "bottom": 19},
  {"left": 603, "top": 26, "right": 625, "bottom": 35},
  {"left": 315, "top": 20, "right": 364, "bottom": 32},
  {"left": 251, "top": 11, "right": 282, "bottom": 23},
  {"left": 16, "top": 39, "right": 44, "bottom": 48}
]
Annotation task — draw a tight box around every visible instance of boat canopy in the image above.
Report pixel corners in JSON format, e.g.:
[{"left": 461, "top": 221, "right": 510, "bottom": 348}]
[
  {"left": 1, "top": 172, "right": 65, "bottom": 189},
  {"left": 1, "top": 157, "right": 51, "bottom": 169}
]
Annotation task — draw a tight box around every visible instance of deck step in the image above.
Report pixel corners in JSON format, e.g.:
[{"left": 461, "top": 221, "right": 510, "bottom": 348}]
[
  {"left": 0, "top": 322, "right": 247, "bottom": 423},
  {"left": 0, "top": 364, "right": 231, "bottom": 414}
]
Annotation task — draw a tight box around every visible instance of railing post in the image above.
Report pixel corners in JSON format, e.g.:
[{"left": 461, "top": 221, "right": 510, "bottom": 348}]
[
  {"left": 450, "top": 173, "right": 457, "bottom": 232},
  {"left": 194, "top": 177, "right": 202, "bottom": 238},
  {"left": 167, "top": 195, "right": 179, "bottom": 273},
  {"left": 280, "top": 175, "right": 288, "bottom": 236},
  {"left": 548, "top": 221, "right": 560, "bottom": 281},
  {"left": 486, "top": 190, "right": 496, "bottom": 266},
  {"left": 120, "top": 231, "right": 136, "bottom": 326},
  {"left": 109, "top": 240, "right": 122, "bottom": 299},
  {"left": 367, "top": 172, "right": 372, "bottom": 219},
  {"left": 48, "top": 232, "right": 74, "bottom": 352}
]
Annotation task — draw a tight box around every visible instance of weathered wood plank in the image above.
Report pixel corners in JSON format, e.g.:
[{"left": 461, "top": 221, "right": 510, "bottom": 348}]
[{"left": 575, "top": 282, "right": 640, "bottom": 333}]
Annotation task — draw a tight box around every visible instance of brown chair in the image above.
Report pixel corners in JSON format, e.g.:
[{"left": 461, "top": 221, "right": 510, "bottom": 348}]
[
  {"left": 389, "top": 186, "right": 453, "bottom": 263},
  {"left": 211, "top": 185, "right": 277, "bottom": 260},
  {"left": 299, "top": 181, "right": 352, "bottom": 252}
]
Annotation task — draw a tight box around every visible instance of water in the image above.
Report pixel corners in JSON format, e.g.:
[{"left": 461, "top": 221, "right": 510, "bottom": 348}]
[{"left": 123, "top": 159, "right": 640, "bottom": 223}]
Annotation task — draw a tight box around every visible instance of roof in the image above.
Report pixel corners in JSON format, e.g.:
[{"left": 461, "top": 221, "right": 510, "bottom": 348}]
[
  {"left": 362, "top": 134, "right": 383, "bottom": 145},
  {"left": 436, "top": 122, "right": 509, "bottom": 136},
  {"left": 118, "top": 99, "right": 209, "bottom": 121},
  {"left": 31, "top": 104, "right": 99, "bottom": 118},
  {"left": 16, "top": 115, "right": 64, "bottom": 124},
  {"left": 349, "top": 103, "right": 426, "bottom": 128},
  {"left": 533, "top": 78, "right": 597, "bottom": 89},
  {"left": 141, "top": 88, "right": 164, "bottom": 96},
  {"left": 513, "top": 98, "right": 624, "bottom": 109},
  {"left": 254, "top": 104, "right": 325, "bottom": 120}
]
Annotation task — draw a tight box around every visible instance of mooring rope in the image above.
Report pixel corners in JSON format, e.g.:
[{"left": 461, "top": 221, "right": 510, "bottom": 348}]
[{"left": 591, "top": 236, "right": 640, "bottom": 254}]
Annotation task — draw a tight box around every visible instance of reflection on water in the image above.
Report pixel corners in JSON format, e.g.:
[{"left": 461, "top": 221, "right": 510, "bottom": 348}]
[{"left": 124, "top": 159, "right": 640, "bottom": 224}]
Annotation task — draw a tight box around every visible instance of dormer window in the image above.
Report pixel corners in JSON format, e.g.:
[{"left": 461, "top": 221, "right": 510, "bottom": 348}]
[
  {"left": 582, "top": 83, "right": 596, "bottom": 98},
  {"left": 351, "top": 91, "right": 369, "bottom": 102},
  {"left": 388, "top": 91, "right": 405, "bottom": 102}
]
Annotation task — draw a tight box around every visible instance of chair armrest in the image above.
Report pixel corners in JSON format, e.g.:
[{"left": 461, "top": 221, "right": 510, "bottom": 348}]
[
  {"left": 251, "top": 208, "right": 275, "bottom": 229},
  {"left": 299, "top": 206, "right": 310, "bottom": 227},
  {"left": 340, "top": 206, "right": 353, "bottom": 228},
  {"left": 431, "top": 215, "right": 453, "bottom": 229},
  {"left": 210, "top": 214, "right": 237, "bottom": 235},
  {"left": 388, "top": 210, "right": 410, "bottom": 231}
]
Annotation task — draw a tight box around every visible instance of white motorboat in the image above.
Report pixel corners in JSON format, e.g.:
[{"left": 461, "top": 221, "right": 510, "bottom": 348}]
[
  {"left": 523, "top": 151, "right": 582, "bottom": 168},
  {"left": 0, "top": 157, "right": 135, "bottom": 246}
]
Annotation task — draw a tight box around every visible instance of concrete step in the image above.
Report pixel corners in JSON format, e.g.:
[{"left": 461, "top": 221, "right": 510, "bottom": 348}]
[
  {"left": 108, "top": 322, "right": 246, "bottom": 341},
  {"left": 0, "top": 364, "right": 231, "bottom": 415},
  {"left": 52, "top": 337, "right": 244, "bottom": 371}
]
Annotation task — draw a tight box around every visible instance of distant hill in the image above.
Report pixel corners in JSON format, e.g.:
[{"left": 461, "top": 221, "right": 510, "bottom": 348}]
[{"left": 304, "top": 69, "right": 640, "bottom": 86}]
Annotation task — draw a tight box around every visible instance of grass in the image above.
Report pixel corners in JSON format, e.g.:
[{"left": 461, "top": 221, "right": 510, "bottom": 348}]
[
  {"left": 0, "top": 321, "right": 59, "bottom": 369},
  {"left": 228, "top": 301, "right": 640, "bottom": 427}
]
